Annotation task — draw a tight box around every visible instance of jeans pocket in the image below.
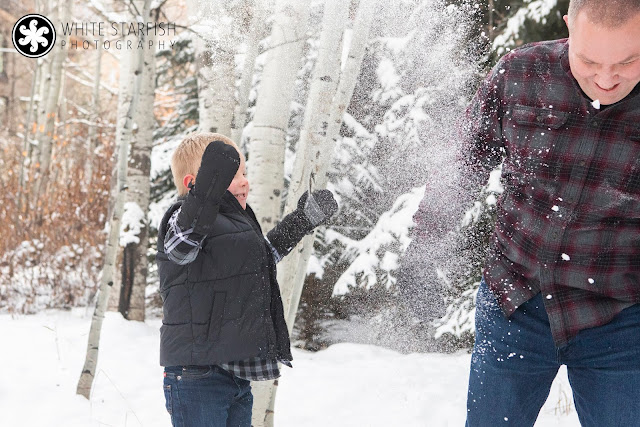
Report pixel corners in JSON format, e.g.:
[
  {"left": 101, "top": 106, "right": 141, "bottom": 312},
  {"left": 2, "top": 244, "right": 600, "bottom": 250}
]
[
  {"left": 163, "top": 384, "right": 172, "bottom": 415},
  {"left": 179, "top": 365, "right": 214, "bottom": 380}
]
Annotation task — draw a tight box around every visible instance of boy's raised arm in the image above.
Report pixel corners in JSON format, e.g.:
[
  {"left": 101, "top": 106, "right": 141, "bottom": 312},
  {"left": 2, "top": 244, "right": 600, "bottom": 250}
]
[
  {"left": 164, "top": 211, "right": 208, "bottom": 265},
  {"left": 164, "top": 140, "right": 240, "bottom": 265},
  {"left": 176, "top": 140, "right": 240, "bottom": 233}
]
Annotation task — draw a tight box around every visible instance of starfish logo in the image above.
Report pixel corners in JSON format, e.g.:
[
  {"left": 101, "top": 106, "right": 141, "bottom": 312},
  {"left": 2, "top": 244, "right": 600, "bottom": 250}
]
[{"left": 12, "top": 14, "right": 56, "bottom": 58}]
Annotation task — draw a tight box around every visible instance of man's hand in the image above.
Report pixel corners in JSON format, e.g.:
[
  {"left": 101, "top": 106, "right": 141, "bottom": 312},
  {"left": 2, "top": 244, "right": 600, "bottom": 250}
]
[{"left": 177, "top": 140, "right": 240, "bottom": 234}]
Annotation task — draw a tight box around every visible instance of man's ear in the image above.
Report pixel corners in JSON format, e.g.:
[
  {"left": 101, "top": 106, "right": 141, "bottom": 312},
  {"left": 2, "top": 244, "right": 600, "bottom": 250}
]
[
  {"left": 563, "top": 14, "right": 570, "bottom": 34},
  {"left": 183, "top": 174, "right": 195, "bottom": 191}
]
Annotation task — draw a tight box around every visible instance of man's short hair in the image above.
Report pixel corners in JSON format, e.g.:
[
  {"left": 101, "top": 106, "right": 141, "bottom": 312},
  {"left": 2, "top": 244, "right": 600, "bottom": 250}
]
[
  {"left": 171, "top": 132, "right": 239, "bottom": 196},
  {"left": 568, "top": 0, "right": 640, "bottom": 27}
]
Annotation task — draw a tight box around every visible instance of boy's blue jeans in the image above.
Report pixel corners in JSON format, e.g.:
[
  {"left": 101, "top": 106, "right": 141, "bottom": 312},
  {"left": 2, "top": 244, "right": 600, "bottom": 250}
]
[
  {"left": 163, "top": 365, "right": 252, "bottom": 427},
  {"left": 466, "top": 278, "right": 640, "bottom": 427}
]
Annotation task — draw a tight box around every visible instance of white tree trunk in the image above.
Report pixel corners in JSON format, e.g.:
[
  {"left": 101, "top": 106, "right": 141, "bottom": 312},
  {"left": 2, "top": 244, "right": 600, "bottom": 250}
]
[
  {"left": 118, "top": 24, "right": 157, "bottom": 322},
  {"left": 107, "top": 31, "right": 137, "bottom": 313},
  {"left": 258, "top": 0, "right": 375, "bottom": 413},
  {"left": 77, "top": 0, "right": 150, "bottom": 399},
  {"left": 230, "top": 3, "right": 264, "bottom": 149},
  {"left": 17, "top": 58, "right": 41, "bottom": 217},
  {"left": 320, "top": 0, "right": 378, "bottom": 186},
  {"left": 84, "top": 35, "right": 103, "bottom": 185},
  {"left": 247, "top": 0, "right": 311, "bottom": 231},
  {"left": 30, "top": 56, "right": 52, "bottom": 182},
  {"left": 33, "top": 0, "right": 55, "bottom": 139},
  {"left": 23, "top": 0, "right": 53, "bottom": 215},
  {"left": 278, "top": 0, "right": 349, "bottom": 326},
  {"left": 278, "top": 0, "right": 378, "bottom": 339},
  {"left": 189, "top": 0, "right": 237, "bottom": 135},
  {"left": 33, "top": 0, "right": 54, "bottom": 161},
  {"left": 254, "top": 1, "right": 350, "bottom": 425},
  {"left": 32, "top": 0, "right": 71, "bottom": 207},
  {"left": 247, "top": 2, "right": 311, "bottom": 426}
]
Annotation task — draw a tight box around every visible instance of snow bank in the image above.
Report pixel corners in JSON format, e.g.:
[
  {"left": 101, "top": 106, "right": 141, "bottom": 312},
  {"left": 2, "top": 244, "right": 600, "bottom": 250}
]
[{"left": 0, "top": 310, "right": 580, "bottom": 426}]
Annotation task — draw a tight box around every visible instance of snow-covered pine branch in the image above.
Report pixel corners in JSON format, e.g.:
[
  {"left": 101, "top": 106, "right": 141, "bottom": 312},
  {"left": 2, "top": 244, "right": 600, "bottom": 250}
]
[
  {"left": 331, "top": 185, "right": 425, "bottom": 295},
  {"left": 492, "top": 0, "right": 560, "bottom": 55}
]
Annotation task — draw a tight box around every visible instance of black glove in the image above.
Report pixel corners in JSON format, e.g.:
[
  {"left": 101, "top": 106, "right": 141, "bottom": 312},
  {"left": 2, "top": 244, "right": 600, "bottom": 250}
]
[
  {"left": 176, "top": 140, "right": 240, "bottom": 234},
  {"left": 298, "top": 189, "right": 338, "bottom": 227},
  {"left": 267, "top": 189, "right": 338, "bottom": 257}
]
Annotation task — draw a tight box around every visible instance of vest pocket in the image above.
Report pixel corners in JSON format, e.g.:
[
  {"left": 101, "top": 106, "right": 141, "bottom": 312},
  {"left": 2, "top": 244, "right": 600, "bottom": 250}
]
[
  {"left": 161, "top": 285, "right": 190, "bottom": 325},
  {"left": 191, "top": 285, "right": 226, "bottom": 344},
  {"left": 208, "top": 292, "right": 226, "bottom": 341}
]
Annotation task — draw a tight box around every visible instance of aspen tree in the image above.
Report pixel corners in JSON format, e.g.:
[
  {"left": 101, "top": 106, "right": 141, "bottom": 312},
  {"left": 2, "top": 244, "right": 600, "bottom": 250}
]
[
  {"left": 248, "top": 0, "right": 312, "bottom": 423},
  {"left": 230, "top": 0, "right": 267, "bottom": 149},
  {"left": 76, "top": 0, "right": 151, "bottom": 399},
  {"left": 188, "top": 0, "right": 237, "bottom": 135},
  {"left": 31, "top": 0, "right": 71, "bottom": 209},
  {"left": 247, "top": 0, "right": 310, "bottom": 232},
  {"left": 117, "top": 20, "right": 157, "bottom": 322}
]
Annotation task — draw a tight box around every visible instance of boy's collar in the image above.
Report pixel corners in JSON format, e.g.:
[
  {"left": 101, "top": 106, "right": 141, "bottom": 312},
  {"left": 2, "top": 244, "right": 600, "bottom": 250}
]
[
  {"left": 176, "top": 191, "right": 252, "bottom": 214},
  {"left": 221, "top": 190, "right": 247, "bottom": 212}
]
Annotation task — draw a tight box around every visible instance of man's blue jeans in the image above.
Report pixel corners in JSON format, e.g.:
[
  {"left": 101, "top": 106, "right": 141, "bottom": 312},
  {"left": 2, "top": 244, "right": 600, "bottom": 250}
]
[
  {"left": 466, "top": 279, "right": 640, "bottom": 427},
  {"left": 163, "top": 365, "right": 253, "bottom": 427}
]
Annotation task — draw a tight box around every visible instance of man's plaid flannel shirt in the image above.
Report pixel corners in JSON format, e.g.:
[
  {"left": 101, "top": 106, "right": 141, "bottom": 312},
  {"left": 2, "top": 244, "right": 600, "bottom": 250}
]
[
  {"left": 413, "top": 39, "right": 640, "bottom": 346},
  {"left": 164, "top": 207, "right": 289, "bottom": 381}
]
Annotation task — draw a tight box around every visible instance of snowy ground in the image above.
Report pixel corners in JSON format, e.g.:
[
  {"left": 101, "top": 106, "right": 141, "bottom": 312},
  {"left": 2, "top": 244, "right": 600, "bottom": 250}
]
[{"left": 0, "top": 309, "right": 580, "bottom": 426}]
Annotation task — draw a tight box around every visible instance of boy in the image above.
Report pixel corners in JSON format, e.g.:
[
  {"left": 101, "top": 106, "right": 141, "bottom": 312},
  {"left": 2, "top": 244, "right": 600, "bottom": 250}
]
[{"left": 156, "top": 132, "right": 337, "bottom": 427}]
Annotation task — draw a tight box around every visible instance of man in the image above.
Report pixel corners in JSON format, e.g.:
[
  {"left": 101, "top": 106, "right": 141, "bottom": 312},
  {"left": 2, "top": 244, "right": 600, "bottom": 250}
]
[{"left": 401, "top": 1, "right": 640, "bottom": 425}]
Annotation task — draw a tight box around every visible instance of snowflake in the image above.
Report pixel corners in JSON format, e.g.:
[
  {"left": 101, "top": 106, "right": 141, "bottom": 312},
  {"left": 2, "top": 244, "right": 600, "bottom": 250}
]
[{"left": 18, "top": 19, "right": 50, "bottom": 53}]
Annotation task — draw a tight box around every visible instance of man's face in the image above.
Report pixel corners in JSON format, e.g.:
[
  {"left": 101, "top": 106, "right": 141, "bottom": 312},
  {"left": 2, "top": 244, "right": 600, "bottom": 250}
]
[
  {"left": 565, "top": 11, "right": 640, "bottom": 105},
  {"left": 227, "top": 152, "right": 249, "bottom": 209}
]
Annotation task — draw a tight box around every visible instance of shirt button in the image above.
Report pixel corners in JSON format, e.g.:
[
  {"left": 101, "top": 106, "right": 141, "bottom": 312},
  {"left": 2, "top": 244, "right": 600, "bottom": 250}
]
[
  {"left": 579, "top": 161, "right": 586, "bottom": 166},
  {"left": 591, "top": 120, "right": 599, "bottom": 127}
]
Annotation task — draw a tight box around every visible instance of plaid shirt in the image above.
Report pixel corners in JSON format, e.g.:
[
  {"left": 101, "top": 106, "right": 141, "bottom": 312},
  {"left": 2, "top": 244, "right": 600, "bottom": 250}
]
[
  {"left": 164, "top": 207, "right": 287, "bottom": 381},
  {"left": 219, "top": 357, "right": 292, "bottom": 382},
  {"left": 414, "top": 39, "right": 640, "bottom": 346}
]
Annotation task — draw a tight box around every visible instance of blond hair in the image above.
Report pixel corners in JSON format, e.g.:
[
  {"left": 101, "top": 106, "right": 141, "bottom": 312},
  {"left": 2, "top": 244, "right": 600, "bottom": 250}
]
[{"left": 171, "top": 132, "right": 239, "bottom": 196}]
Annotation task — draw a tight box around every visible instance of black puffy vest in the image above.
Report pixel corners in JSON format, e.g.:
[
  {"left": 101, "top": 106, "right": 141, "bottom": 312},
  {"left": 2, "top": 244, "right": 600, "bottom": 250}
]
[{"left": 156, "top": 192, "right": 292, "bottom": 366}]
